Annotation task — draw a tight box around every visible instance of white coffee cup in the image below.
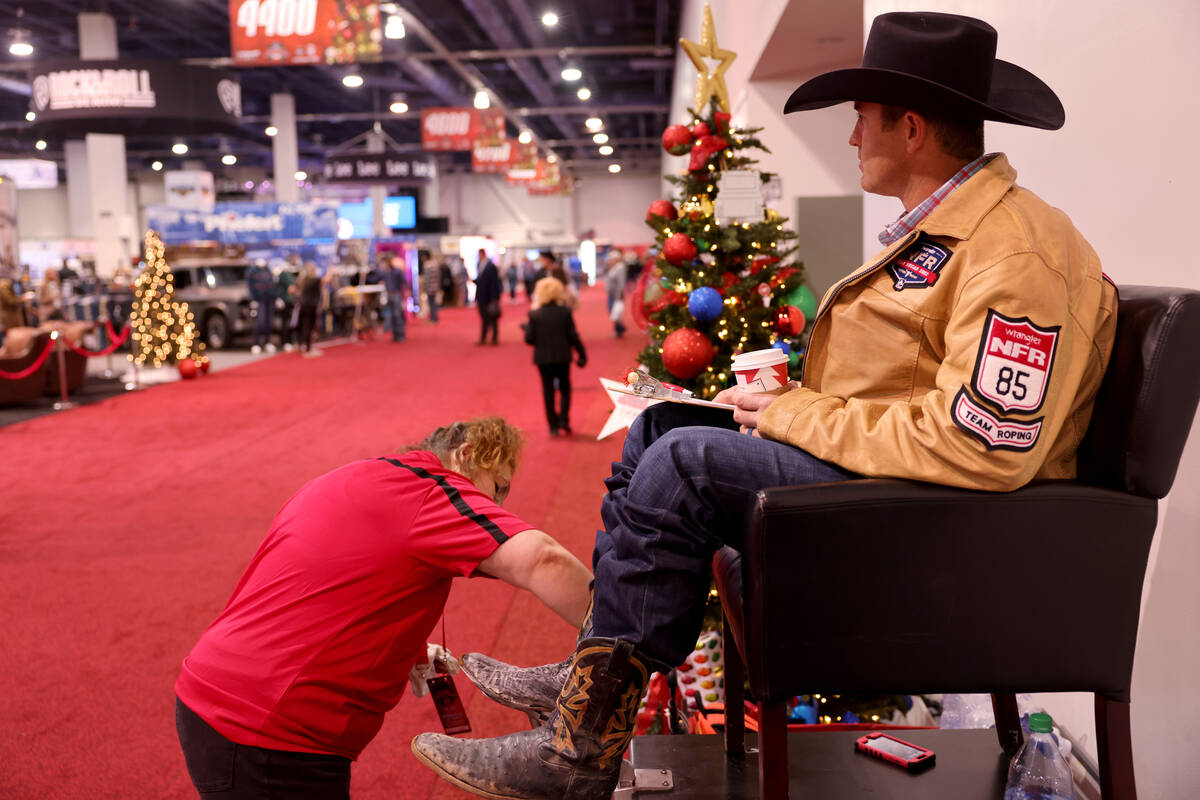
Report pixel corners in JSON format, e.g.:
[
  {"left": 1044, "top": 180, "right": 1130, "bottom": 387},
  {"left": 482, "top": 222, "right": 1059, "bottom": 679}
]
[{"left": 731, "top": 348, "right": 790, "bottom": 394}]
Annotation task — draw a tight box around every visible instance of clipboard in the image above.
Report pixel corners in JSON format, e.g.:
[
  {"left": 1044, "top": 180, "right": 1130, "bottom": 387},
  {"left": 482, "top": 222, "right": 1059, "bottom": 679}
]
[{"left": 609, "top": 385, "right": 736, "bottom": 411}]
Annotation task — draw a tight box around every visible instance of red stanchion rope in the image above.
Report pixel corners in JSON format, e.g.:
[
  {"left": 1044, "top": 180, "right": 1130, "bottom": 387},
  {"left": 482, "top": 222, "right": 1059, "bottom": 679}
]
[
  {"left": 59, "top": 323, "right": 132, "bottom": 357},
  {"left": 0, "top": 337, "right": 56, "bottom": 380}
]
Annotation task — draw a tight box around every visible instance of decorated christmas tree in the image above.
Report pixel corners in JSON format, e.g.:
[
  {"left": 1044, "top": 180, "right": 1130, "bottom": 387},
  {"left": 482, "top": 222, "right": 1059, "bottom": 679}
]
[
  {"left": 634, "top": 5, "right": 818, "bottom": 398},
  {"left": 129, "top": 230, "right": 207, "bottom": 370}
]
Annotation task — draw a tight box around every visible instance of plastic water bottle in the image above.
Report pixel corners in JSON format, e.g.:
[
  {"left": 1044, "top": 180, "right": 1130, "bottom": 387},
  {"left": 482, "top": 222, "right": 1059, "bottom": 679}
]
[{"left": 1003, "top": 712, "right": 1076, "bottom": 800}]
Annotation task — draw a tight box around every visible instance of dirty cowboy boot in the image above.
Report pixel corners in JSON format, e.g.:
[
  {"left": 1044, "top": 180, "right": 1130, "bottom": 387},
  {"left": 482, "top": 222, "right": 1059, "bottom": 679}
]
[
  {"left": 412, "top": 637, "right": 650, "bottom": 800},
  {"left": 458, "top": 593, "right": 593, "bottom": 720}
]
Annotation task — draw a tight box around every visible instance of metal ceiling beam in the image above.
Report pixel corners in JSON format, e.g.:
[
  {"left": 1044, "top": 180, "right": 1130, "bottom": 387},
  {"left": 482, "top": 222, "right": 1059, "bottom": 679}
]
[
  {"left": 168, "top": 44, "right": 673, "bottom": 70},
  {"left": 234, "top": 104, "right": 668, "bottom": 124}
]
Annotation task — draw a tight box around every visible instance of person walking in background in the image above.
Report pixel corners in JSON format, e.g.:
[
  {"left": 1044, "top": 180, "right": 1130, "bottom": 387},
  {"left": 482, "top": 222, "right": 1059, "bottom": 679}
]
[
  {"left": 175, "top": 417, "right": 591, "bottom": 799},
  {"left": 276, "top": 265, "right": 297, "bottom": 351},
  {"left": 604, "top": 250, "right": 628, "bottom": 338},
  {"left": 420, "top": 257, "right": 440, "bottom": 324},
  {"left": 474, "top": 248, "right": 502, "bottom": 346},
  {"left": 296, "top": 263, "right": 323, "bottom": 357},
  {"left": 247, "top": 261, "right": 276, "bottom": 354},
  {"left": 520, "top": 257, "right": 537, "bottom": 300},
  {"left": 438, "top": 260, "right": 455, "bottom": 308},
  {"left": 383, "top": 256, "right": 408, "bottom": 343},
  {"left": 523, "top": 277, "right": 587, "bottom": 436},
  {"left": 36, "top": 268, "right": 63, "bottom": 324},
  {"left": 504, "top": 261, "right": 518, "bottom": 301}
]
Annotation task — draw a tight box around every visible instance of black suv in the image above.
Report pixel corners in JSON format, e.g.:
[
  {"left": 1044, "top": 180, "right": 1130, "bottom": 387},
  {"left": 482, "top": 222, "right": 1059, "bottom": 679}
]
[{"left": 171, "top": 262, "right": 262, "bottom": 350}]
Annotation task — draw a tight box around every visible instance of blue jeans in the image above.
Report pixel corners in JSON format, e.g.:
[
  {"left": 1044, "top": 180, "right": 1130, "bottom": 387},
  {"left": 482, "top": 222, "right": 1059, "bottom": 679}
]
[
  {"left": 591, "top": 403, "right": 858, "bottom": 669},
  {"left": 252, "top": 296, "right": 273, "bottom": 348},
  {"left": 388, "top": 293, "right": 406, "bottom": 341}
]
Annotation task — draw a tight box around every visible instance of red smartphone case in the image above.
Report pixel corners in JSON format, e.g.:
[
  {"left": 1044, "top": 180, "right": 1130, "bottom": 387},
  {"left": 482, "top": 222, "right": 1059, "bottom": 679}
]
[{"left": 854, "top": 732, "right": 936, "bottom": 771}]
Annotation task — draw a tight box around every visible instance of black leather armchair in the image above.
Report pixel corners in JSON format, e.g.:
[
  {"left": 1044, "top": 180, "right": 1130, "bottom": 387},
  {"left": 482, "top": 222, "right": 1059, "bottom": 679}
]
[{"left": 709, "top": 286, "right": 1200, "bottom": 800}]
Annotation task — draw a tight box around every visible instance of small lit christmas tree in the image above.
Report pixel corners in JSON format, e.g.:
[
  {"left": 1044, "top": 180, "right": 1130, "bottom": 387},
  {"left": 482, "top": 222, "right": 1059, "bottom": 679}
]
[
  {"left": 635, "top": 5, "right": 817, "bottom": 398},
  {"left": 130, "top": 230, "right": 207, "bottom": 369}
]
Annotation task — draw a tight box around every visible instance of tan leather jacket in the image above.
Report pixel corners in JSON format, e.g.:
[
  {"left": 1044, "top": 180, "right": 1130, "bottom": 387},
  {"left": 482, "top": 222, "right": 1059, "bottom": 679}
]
[{"left": 759, "top": 155, "right": 1117, "bottom": 491}]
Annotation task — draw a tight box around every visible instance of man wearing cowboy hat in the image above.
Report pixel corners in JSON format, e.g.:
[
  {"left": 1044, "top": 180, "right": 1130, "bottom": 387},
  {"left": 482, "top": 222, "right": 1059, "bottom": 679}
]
[{"left": 412, "top": 13, "right": 1117, "bottom": 800}]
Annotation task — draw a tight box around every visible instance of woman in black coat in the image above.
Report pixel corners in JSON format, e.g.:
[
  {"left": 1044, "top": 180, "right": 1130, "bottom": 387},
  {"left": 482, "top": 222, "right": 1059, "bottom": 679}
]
[{"left": 524, "top": 277, "right": 587, "bottom": 436}]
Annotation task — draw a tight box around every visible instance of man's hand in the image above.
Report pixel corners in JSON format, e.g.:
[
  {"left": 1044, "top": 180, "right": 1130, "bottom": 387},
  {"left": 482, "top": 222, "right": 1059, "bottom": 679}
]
[
  {"left": 713, "top": 383, "right": 799, "bottom": 436},
  {"left": 408, "top": 643, "right": 460, "bottom": 698}
]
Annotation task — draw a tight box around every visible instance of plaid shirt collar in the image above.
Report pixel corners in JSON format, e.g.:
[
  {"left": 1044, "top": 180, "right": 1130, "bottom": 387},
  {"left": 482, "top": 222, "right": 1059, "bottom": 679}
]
[{"left": 878, "top": 153, "right": 998, "bottom": 246}]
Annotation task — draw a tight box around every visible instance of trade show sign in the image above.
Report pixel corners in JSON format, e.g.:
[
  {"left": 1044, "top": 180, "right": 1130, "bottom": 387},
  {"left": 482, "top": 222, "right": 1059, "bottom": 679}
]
[
  {"left": 505, "top": 143, "right": 538, "bottom": 185},
  {"left": 147, "top": 202, "right": 338, "bottom": 245},
  {"left": 472, "top": 139, "right": 515, "bottom": 174},
  {"left": 229, "top": 0, "right": 382, "bottom": 66},
  {"left": 421, "top": 108, "right": 504, "bottom": 151},
  {"left": 0, "top": 159, "right": 58, "bottom": 189},
  {"left": 321, "top": 153, "right": 436, "bottom": 183},
  {"left": 28, "top": 59, "right": 241, "bottom": 134}
]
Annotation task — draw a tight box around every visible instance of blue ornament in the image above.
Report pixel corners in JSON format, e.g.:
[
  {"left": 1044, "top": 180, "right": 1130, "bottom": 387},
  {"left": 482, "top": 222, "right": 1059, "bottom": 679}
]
[
  {"left": 771, "top": 341, "right": 791, "bottom": 355},
  {"left": 688, "top": 286, "right": 723, "bottom": 323}
]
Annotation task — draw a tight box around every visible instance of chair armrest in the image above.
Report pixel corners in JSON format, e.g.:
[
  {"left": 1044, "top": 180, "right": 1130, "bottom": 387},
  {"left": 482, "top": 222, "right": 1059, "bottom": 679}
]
[{"left": 727, "top": 479, "right": 1156, "bottom": 703}]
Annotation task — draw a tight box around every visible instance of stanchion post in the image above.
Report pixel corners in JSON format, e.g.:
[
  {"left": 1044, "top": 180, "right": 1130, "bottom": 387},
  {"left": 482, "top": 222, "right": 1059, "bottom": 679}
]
[
  {"left": 101, "top": 316, "right": 116, "bottom": 378},
  {"left": 52, "top": 332, "right": 78, "bottom": 412}
]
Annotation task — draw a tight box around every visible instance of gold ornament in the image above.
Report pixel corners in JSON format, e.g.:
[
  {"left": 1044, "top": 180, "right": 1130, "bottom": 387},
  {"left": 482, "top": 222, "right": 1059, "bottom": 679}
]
[
  {"left": 765, "top": 208, "right": 781, "bottom": 222},
  {"left": 680, "top": 4, "right": 737, "bottom": 113}
]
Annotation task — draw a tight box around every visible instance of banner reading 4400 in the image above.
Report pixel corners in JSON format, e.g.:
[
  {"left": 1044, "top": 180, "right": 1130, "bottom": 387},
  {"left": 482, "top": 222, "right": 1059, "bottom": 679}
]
[
  {"left": 147, "top": 202, "right": 339, "bottom": 245},
  {"left": 229, "top": 0, "right": 382, "bottom": 66}
]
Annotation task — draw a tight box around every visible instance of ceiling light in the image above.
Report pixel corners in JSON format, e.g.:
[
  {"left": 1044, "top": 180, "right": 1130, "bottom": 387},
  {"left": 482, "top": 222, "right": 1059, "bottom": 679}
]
[
  {"left": 264, "top": 125, "right": 279, "bottom": 137},
  {"left": 384, "top": 14, "right": 406, "bottom": 39},
  {"left": 608, "top": 163, "right": 622, "bottom": 174},
  {"left": 560, "top": 66, "right": 582, "bottom": 82},
  {"left": 389, "top": 99, "right": 409, "bottom": 114},
  {"left": 598, "top": 145, "right": 613, "bottom": 156},
  {"left": 151, "top": 161, "right": 164, "bottom": 172},
  {"left": 518, "top": 130, "right": 533, "bottom": 144},
  {"left": 592, "top": 132, "right": 608, "bottom": 144},
  {"left": 34, "top": 139, "right": 46, "bottom": 150},
  {"left": 172, "top": 142, "right": 188, "bottom": 155},
  {"left": 473, "top": 89, "right": 490, "bottom": 110},
  {"left": 541, "top": 11, "right": 559, "bottom": 27},
  {"left": 9, "top": 8, "right": 32, "bottom": 57},
  {"left": 547, "top": 153, "right": 558, "bottom": 164},
  {"left": 221, "top": 154, "right": 237, "bottom": 166},
  {"left": 585, "top": 117, "right": 604, "bottom": 132},
  {"left": 294, "top": 170, "right": 308, "bottom": 181},
  {"left": 576, "top": 87, "right": 591, "bottom": 101},
  {"left": 25, "top": 110, "right": 35, "bottom": 121},
  {"left": 342, "top": 73, "right": 364, "bottom": 88}
]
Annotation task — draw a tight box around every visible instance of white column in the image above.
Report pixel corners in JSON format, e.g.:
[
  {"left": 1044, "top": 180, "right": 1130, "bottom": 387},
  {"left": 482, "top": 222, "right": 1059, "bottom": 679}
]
[
  {"left": 270, "top": 93, "right": 300, "bottom": 203},
  {"left": 367, "top": 129, "right": 388, "bottom": 238},
  {"left": 74, "top": 12, "right": 128, "bottom": 277},
  {"left": 421, "top": 162, "right": 440, "bottom": 222}
]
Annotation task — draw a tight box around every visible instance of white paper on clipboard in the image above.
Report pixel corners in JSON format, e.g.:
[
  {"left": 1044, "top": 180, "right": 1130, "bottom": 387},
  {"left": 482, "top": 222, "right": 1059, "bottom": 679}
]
[{"left": 608, "top": 385, "right": 736, "bottom": 411}]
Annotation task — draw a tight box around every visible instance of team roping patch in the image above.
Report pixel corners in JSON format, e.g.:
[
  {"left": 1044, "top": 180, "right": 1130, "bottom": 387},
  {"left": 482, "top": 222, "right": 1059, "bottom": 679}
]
[
  {"left": 971, "top": 309, "right": 1060, "bottom": 414},
  {"left": 887, "top": 235, "right": 951, "bottom": 291},
  {"left": 952, "top": 388, "right": 1043, "bottom": 451}
]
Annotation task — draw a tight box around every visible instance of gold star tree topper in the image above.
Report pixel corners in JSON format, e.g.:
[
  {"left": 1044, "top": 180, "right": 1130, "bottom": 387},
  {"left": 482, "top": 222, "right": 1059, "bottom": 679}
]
[{"left": 680, "top": 4, "right": 737, "bottom": 113}]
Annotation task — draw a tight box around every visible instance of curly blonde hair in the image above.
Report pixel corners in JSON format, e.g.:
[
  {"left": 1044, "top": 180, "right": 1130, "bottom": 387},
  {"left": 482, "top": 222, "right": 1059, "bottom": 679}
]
[
  {"left": 531, "top": 276, "right": 565, "bottom": 309},
  {"left": 404, "top": 417, "right": 524, "bottom": 473}
]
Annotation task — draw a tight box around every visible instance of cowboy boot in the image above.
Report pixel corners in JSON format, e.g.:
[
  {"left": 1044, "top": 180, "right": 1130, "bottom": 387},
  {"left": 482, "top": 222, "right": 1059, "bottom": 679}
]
[
  {"left": 459, "top": 593, "right": 592, "bottom": 720},
  {"left": 413, "top": 637, "right": 650, "bottom": 800}
]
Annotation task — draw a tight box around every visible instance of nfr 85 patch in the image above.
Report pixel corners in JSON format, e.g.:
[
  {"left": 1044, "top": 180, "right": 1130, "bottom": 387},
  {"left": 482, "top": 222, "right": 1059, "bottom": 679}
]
[
  {"left": 887, "top": 235, "right": 951, "bottom": 291},
  {"left": 971, "top": 309, "right": 1060, "bottom": 414}
]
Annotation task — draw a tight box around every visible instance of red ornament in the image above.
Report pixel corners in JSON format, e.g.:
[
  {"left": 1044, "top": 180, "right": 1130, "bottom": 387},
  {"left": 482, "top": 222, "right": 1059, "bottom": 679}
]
[
  {"left": 177, "top": 359, "right": 198, "bottom": 379},
  {"left": 646, "top": 200, "right": 678, "bottom": 223},
  {"left": 661, "top": 124, "right": 694, "bottom": 156},
  {"left": 775, "top": 305, "right": 806, "bottom": 336},
  {"left": 757, "top": 282, "right": 772, "bottom": 297},
  {"left": 721, "top": 271, "right": 737, "bottom": 289},
  {"left": 714, "top": 111, "right": 732, "bottom": 135},
  {"left": 688, "top": 135, "right": 729, "bottom": 171},
  {"left": 662, "top": 233, "right": 698, "bottom": 266},
  {"left": 198, "top": 359, "right": 211, "bottom": 374},
  {"left": 662, "top": 328, "right": 715, "bottom": 380},
  {"left": 691, "top": 121, "right": 711, "bottom": 138}
]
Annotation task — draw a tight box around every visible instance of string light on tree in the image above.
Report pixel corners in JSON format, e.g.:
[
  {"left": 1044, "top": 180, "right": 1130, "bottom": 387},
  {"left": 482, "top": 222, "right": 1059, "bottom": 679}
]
[{"left": 130, "top": 230, "right": 207, "bottom": 372}]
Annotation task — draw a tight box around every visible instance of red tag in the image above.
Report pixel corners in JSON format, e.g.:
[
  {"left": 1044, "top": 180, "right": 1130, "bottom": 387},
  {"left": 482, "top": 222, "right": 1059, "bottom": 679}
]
[{"left": 427, "top": 674, "right": 471, "bottom": 735}]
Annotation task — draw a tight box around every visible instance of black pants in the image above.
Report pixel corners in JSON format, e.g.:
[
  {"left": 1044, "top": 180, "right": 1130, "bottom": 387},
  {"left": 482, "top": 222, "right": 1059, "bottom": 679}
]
[
  {"left": 538, "top": 362, "right": 571, "bottom": 430},
  {"left": 479, "top": 307, "right": 499, "bottom": 344},
  {"left": 176, "top": 698, "right": 351, "bottom": 799},
  {"left": 297, "top": 305, "right": 318, "bottom": 351}
]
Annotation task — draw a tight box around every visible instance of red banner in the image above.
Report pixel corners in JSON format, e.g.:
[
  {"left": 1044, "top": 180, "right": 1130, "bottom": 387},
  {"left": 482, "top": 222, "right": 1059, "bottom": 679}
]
[
  {"left": 529, "top": 159, "right": 573, "bottom": 196},
  {"left": 421, "top": 108, "right": 504, "bottom": 152},
  {"left": 472, "top": 139, "right": 516, "bottom": 174},
  {"left": 230, "top": 0, "right": 382, "bottom": 66},
  {"left": 505, "top": 143, "right": 539, "bottom": 184}
]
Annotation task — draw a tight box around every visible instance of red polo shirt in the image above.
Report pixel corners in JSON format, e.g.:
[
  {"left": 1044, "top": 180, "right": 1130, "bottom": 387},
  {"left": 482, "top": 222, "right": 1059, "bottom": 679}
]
[{"left": 175, "top": 451, "right": 532, "bottom": 759}]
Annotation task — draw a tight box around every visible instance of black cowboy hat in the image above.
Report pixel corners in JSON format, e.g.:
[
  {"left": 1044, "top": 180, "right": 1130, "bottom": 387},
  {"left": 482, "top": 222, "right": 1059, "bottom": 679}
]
[{"left": 784, "top": 12, "right": 1064, "bottom": 130}]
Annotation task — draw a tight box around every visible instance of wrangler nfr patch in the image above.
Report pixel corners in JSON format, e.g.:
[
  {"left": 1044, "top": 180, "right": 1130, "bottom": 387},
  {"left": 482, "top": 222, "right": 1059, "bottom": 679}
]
[
  {"left": 887, "top": 235, "right": 951, "bottom": 290},
  {"left": 971, "top": 309, "right": 1060, "bottom": 414}
]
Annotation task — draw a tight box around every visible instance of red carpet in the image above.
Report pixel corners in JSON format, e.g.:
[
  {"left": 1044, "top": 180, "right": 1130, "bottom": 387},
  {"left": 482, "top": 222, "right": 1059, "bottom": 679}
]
[{"left": 0, "top": 286, "right": 642, "bottom": 799}]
